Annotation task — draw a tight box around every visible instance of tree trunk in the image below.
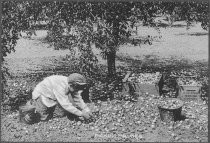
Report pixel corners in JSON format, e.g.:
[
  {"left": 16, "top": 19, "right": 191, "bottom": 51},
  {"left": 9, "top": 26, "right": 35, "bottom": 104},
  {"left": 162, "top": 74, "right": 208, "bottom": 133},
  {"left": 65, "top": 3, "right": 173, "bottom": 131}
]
[
  {"left": 107, "top": 50, "right": 116, "bottom": 78},
  {"left": 107, "top": 20, "right": 119, "bottom": 78}
]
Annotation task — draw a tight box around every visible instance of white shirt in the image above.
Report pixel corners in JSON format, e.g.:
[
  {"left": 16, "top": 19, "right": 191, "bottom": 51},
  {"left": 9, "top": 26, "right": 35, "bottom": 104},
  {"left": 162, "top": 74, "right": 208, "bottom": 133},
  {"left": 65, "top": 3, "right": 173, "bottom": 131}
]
[{"left": 32, "top": 75, "right": 90, "bottom": 116}]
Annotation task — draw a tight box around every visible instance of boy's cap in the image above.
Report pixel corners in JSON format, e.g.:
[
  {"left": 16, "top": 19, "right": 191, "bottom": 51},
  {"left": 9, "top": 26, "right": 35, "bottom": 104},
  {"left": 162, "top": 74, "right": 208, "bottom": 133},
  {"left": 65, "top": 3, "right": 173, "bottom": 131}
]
[{"left": 68, "top": 73, "right": 87, "bottom": 85}]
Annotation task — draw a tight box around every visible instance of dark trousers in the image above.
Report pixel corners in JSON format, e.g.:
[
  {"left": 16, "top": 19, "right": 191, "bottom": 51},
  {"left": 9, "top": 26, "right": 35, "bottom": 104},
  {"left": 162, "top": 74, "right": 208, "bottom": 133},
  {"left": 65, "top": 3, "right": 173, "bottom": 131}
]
[{"left": 32, "top": 97, "right": 67, "bottom": 121}]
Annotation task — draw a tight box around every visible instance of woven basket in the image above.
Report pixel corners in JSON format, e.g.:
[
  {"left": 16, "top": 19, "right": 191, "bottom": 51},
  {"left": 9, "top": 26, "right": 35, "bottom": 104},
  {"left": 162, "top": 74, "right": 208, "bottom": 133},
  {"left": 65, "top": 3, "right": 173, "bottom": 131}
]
[{"left": 19, "top": 101, "right": 37, "bottom": 124}]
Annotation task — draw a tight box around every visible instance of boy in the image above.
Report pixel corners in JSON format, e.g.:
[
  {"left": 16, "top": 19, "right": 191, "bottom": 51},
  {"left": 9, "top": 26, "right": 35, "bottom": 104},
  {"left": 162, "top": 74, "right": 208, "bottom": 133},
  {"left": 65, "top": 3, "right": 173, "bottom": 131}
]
[{"left": 20, "top": 73, "right": 93, "bottom": 124}]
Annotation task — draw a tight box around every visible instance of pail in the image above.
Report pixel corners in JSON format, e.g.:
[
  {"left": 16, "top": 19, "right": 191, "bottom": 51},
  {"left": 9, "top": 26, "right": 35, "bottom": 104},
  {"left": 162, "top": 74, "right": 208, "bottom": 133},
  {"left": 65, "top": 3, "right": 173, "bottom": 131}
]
[{"left": 158, "top": 98, "right": 183, "bottom": 122}]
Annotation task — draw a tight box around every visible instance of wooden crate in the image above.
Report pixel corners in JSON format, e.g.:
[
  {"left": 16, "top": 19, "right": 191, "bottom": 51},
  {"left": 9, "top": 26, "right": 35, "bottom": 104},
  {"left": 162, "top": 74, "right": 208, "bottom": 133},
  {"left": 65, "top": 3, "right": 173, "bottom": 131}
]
[
  {"left": 135, "top": 83, "right": 160, "bottom": 95},
  {"left": 177, "top": 84, "right": 202, "bottom": 102},
  {"left": 121, "top": 71, "right": 163, "bottom": 96},
  {"left": 176, "top": 76, "right": 202, "bottom": 102}
]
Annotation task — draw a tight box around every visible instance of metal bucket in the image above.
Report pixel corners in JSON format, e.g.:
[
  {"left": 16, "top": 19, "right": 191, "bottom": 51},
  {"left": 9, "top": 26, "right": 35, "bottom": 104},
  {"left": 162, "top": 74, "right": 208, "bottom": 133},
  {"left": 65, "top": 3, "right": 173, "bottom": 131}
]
[{"left": 158, "top": 98, "right": 184, "bottom": 122}]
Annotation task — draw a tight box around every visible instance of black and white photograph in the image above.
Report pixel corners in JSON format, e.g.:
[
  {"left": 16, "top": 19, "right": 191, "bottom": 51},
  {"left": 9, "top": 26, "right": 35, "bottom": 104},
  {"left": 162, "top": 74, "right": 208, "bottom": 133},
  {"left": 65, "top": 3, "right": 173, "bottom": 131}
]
[{"left": 1, "top": 0, "right": 209, "bottom": 142}]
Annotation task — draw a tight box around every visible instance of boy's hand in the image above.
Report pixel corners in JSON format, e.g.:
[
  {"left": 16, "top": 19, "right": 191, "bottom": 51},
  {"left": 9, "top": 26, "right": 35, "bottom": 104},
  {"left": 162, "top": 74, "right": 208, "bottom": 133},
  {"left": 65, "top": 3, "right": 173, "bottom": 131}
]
[
  {"left": 78, "top": 116, "right": 85, "bottom": 121},
  {"left": 88, "top": 111, "right": 93, "bottom": 117},
  {"left": 81, "top": 110, "right": 91, "bottom": 120}
]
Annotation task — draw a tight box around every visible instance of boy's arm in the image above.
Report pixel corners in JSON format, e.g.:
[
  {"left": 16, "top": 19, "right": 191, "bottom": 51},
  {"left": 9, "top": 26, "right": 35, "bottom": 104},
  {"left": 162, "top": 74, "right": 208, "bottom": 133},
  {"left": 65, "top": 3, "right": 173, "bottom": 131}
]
[
  {"left": 74, "top": 90, "right": 91, "bottom": 112},
  {"left": 53, "top": 89, "right": 83, "bottom": 116}
]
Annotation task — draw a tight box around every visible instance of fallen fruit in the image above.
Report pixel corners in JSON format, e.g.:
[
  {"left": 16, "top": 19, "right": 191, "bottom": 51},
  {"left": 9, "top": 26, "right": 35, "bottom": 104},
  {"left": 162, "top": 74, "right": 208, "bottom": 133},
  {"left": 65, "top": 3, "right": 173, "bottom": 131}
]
[{"left": 158, "top": 98, "right": 183, "bottom": 109}]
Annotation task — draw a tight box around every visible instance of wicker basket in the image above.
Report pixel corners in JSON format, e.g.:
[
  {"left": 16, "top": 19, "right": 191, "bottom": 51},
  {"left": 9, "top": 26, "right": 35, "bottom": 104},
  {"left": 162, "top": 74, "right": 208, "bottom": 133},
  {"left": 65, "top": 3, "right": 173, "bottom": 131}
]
[{"left": 19, "top": 101, "right": 38, "bottom": 124}]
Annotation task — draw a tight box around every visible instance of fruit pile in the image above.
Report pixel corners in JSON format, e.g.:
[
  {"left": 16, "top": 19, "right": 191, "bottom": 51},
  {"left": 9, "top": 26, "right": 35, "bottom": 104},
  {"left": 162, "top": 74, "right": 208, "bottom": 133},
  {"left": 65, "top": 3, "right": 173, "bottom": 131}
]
[
  {"left": 1, "top": 93, "right": 208, "bottom": 142},
  {"left": 177, "top": 78, "right": 202, "bottom": 86},
  {"left": 158, "top": 98, "right": 183, "bottom": 109},
  {"left": 170, "top": 69, "right": 198, "bottom": 77},
  {"left": 162, "top": 91, "right": 177, "bottom": 98},
  {"left": 127, "top": 72, "right": 161, "bottom": 84},
  {"left": 89, "top": 75, "right": 123, "bottom": 101}
]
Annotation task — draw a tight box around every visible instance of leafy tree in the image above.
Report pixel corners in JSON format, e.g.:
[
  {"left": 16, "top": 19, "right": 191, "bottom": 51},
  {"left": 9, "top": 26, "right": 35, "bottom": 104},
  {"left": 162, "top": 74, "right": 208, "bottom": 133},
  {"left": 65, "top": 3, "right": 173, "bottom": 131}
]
[
  {"left": 2, "top": 1, "right": 209, "bottom": 79},
  {"left": 43, "top": 2, "right": 134, "bottom": 78},
  {"left": 41, "top": 1, "right": 209, "bottom": 78},
  {"left": 157, "top": 1, "right": 209, "bottom": 29}
]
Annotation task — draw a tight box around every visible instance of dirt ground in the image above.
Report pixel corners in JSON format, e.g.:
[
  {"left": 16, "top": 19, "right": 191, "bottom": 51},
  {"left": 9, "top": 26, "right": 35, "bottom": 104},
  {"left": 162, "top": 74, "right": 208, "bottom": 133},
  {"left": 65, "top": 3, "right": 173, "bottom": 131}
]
[
  {"left": 1, "top": 94, "right": 208, "bottom": 142},
  {"left": 2, "top": 21, "right": 208, "bottom": 142}
]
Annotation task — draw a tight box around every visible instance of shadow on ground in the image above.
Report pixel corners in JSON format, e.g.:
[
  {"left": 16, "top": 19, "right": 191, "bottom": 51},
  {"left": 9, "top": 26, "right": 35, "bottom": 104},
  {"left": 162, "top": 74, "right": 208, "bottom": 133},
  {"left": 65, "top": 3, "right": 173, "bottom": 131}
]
[
  {"left": 156, "top": 22, "right": 187, "bottom": 28},
  {"left": 175, "top": 32, "right": 208, "bottom": 36},
  {"left": 115, "top": 54, "right": 206, "bottom": 74}
]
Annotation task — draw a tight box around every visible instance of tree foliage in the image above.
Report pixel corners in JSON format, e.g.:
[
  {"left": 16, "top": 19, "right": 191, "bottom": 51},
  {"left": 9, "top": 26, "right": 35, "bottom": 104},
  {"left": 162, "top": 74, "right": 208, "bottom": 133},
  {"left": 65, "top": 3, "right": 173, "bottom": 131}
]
[
  {"left": 1, "top": 1, "right": 209, "bottom": 79},
  {"left": 2, "top": 1, "right": 20, "bottom": 85},
  {"left": 157, "top": 1, "right": 209, "bottom": 29}
]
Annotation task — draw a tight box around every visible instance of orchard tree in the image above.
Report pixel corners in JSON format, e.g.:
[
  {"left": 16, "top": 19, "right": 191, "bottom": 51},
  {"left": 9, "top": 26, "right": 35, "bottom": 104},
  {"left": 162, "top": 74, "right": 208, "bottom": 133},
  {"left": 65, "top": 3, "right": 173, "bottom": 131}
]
[
  {"left": 154, "top": 1, "right": 209, "bottom": 29},
  {"left": 2, "top": 1, "right": 209, "bottom": 80},
  {"left": 44, "top": 2, "right": 135, "bottom": 78},
  {"left": 40, "top": 1, "right": 209, "bottom": 78}
]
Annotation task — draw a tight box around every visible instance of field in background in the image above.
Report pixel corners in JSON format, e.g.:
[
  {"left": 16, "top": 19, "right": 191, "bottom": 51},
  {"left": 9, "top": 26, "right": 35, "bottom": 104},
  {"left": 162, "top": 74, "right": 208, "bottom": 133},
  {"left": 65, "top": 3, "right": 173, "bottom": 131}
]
[
  {"left": 118, "top": 21, "right": 208, "bottom": 62},
  {"left": 4, "top": 21, "right": 208, "bottom": 75}
]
